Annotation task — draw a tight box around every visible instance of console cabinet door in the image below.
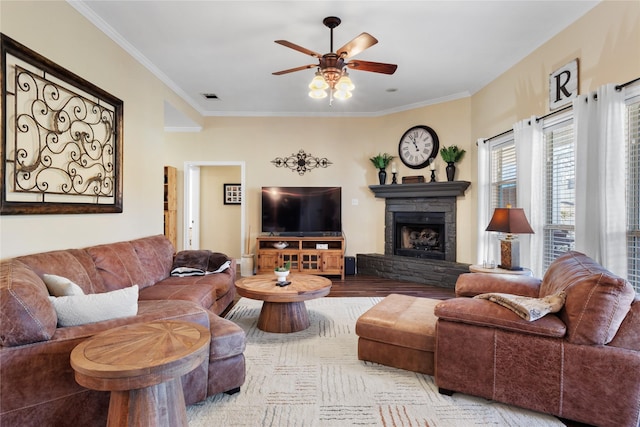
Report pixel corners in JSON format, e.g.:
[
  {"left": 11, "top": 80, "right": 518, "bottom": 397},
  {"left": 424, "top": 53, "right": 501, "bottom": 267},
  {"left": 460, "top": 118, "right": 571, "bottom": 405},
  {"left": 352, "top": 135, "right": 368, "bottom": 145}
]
[
  {"left": 280, "top": 252, "right": 300, "bottom": 272},
  {"left": 257, "top": 252, "right": 279, "bottom": 272},
  {"left": 300, "top": 251, "right": 322, "bottom": 274},
  {"left": 321, "top": 251, "right": 343, "bottom": 275}
]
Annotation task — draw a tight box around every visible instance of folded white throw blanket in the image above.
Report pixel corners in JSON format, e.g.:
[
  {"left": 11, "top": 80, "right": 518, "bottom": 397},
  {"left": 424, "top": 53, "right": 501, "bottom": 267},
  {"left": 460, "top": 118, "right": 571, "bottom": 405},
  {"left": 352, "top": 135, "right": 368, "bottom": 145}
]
[
  {"left": 171, "top": 260, "right": 231, "bottom": 277},
  {"left": 474, "top": 291, "right": 566, "bottom": 321}
]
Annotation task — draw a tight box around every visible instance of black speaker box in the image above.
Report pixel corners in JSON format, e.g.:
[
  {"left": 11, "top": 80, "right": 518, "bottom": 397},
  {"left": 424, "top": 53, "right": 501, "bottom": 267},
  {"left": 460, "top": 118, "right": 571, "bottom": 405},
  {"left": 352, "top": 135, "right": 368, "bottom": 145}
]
[{"left": 344, "top": 256, "right": 356, "bottom": 275}]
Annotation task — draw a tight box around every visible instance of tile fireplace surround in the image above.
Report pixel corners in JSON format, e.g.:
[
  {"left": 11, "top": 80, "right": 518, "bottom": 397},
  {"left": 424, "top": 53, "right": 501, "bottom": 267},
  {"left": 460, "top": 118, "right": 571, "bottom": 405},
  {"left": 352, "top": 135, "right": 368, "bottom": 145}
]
[{"left": 357, "top": 182, "right": 471, "bottom": 288}]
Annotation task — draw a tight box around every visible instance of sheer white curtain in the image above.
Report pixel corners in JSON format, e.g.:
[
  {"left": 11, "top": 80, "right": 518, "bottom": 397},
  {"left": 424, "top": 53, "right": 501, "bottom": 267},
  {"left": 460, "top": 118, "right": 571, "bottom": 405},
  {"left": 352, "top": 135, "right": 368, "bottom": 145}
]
[
  {"left": 514, "top": 116, "right": 545, "bottom": 277},
  {"left": 476, "top": 138, "right": 492, "bottom": 264},
  {"left": 574, "top": 84, "right": 627, "bottom": 276}
]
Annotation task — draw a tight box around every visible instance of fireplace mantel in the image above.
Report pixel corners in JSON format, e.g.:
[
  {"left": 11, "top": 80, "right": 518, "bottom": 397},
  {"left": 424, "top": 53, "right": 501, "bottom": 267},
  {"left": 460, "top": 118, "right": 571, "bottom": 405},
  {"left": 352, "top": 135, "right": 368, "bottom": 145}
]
[{"left": 368, "top": 181, "right": 470, "bottom": 198}]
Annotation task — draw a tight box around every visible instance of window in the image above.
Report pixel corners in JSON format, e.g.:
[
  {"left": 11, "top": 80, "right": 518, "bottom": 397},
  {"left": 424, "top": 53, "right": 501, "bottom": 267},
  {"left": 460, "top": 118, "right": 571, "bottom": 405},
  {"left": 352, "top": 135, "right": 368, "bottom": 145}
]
[
  {"left": 627, "top": 96, "right": 640, "bottom": 292},
  {"left": 490, "top": 141, "right": 517, "bottom": 209},
  {"left": 484, "top": 85, "right": 640, "bottom": 292},
  {"left": 543, "top": 118, "right": 575, "bottom": 269}
]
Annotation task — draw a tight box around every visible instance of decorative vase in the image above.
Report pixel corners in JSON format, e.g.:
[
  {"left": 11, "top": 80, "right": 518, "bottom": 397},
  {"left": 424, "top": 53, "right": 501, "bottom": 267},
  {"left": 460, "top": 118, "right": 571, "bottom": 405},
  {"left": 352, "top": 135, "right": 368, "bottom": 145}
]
[
  {"left": 241, "top": 253, "right": 254, "bottom": 277},
  {"left": 378, "top": 169, "right": 387, "bottom": 185},
  {"left": 275, "top": 270, "right": 290, "bottom": 283},
  {"left": 446, "top": 162, "right": 456, "bottom": 181}
]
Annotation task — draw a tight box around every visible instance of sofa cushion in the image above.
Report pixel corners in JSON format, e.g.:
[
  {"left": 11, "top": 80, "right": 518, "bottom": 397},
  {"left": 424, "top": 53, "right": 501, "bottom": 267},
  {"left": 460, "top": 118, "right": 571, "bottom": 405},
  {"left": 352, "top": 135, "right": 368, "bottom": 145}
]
[
  {"left": 139, "top": 270, "right": 234, "bottom": 309},
  {"left": 540, "top": 251, "right": 635, "bottom": 345},
  {"left": 43, "top": 274, "right": 85, "bottom": 296},
  {"left": 608, "top": 297, "right": 640, "bottom": 351},
  {"left": 16, "top": 249, "right": 105, "bottom": 294},
  {"left": 49, "top": 285, "right": 139, "bottom": 327},
  {"left": 455, "top": 273, "right": 542, "bottom": 298},
  {"left": 0, "top": 259, "right": 57, "bottom": 346},
  {"left": 130, "top": 235, "right": 174, "bottom": 284},
  {"left": 434, "top": 298, "right": 567, "bottom": 338},
  {"left": 86, "top": 242, "right": 151, "bottom": 291}
]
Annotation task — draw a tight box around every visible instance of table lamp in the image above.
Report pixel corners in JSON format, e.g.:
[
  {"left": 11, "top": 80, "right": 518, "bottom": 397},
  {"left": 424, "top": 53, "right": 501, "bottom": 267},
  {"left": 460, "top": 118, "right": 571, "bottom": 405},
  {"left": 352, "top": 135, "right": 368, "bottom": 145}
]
[{"left": 485, "top": 205, "right": 534, "bottom": 270}]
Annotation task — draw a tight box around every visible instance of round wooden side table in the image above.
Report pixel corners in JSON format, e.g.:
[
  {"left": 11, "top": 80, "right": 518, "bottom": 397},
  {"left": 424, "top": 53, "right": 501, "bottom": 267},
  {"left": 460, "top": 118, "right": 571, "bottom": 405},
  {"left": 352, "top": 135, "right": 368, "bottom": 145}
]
[
  {"left": 469, "top": 264, "right": 533, "bottom": 276},
  {"left": 71, "top": 320, "right": 210, "bottom": 427},
  {"left": 235, "top": 273, "right": 332, "bottom": 333}
]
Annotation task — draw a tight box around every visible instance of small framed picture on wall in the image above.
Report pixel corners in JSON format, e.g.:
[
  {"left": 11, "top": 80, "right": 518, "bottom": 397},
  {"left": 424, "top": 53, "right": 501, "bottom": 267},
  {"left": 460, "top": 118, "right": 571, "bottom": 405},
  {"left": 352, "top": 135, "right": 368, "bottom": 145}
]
[{"left": 223, "top": 183, "right": 242, "bottom": 205}]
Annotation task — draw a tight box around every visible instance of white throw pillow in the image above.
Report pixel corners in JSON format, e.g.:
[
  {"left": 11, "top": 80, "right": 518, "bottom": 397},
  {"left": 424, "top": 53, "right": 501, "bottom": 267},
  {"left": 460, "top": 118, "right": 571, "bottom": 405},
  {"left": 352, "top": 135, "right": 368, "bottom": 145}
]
[
  {"left": 43, "top": 274, "right": 85, "bottom": 297},
  {"left": 49, "top": 285, "right": 139, "bottom": 327}
]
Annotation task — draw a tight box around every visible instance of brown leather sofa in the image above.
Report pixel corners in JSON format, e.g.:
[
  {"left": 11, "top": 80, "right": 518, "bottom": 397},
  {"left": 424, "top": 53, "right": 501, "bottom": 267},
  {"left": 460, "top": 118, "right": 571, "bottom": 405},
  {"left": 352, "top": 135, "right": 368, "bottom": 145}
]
[
  {"left": 434, "top": 251, "right": 640, "bottom": 427},
  {"left": 0, "top": 235, "right": 246, "bottom": 427}
]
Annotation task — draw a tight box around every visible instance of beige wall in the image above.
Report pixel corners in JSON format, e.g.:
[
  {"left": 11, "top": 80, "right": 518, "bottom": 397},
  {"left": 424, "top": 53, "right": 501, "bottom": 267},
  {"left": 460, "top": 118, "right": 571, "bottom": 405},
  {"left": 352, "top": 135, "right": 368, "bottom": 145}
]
[
  {"left": 199, "top": 166, "right": 242, "bottom": 257},
  {"left": 1, "top": 1, "right": 638, "bottom": 265},
  {"left": 468, "top": 0, "right": 640, "bottom": 261},
  {"left": 163, "top": 98, "right": 473, "bottom": 259},
  {"left": 0, "top": 1, "right": 190, "bottom": 257}
]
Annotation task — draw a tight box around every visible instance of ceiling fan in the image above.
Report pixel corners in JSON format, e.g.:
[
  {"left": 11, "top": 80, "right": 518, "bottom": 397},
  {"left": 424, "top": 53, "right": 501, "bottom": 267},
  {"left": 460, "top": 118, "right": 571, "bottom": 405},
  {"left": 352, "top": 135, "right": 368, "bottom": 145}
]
[{"left": 272, "top": 16, "right": 398, "bottom": 100}]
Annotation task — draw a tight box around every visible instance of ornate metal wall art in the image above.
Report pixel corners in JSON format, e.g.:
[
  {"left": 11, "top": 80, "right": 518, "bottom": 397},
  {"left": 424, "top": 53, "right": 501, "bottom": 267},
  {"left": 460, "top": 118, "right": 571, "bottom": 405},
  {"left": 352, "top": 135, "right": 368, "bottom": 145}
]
[
  {"left": 271, "top": 149, "right": 332, "bottom": 175},
  {"left": 1, "top": 34, "right": 123, "bottom": 214}
]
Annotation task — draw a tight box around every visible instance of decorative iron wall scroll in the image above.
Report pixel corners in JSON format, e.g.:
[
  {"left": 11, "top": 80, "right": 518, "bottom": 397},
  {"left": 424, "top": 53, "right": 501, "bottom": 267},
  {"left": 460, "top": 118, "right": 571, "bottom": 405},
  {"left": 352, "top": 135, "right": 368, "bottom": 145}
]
[
  {"left": 1, "top": 34, "right": 123, "bottom": 214},
  {"left": 271, "top": 149, "right": 332, "bottom": 176}
]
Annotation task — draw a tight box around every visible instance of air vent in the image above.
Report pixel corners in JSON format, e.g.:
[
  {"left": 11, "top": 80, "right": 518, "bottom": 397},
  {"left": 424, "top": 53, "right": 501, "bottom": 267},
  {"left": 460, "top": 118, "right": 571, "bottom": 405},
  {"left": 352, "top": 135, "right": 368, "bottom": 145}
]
[{"left": 202, "top": 93, "right": 219, "bottom": 100}]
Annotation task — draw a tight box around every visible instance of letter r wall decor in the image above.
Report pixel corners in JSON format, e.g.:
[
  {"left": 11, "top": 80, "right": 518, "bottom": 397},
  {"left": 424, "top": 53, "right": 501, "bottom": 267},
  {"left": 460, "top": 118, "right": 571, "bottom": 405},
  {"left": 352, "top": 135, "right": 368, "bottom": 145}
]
[
  {"left": 0, "top": 34, "right": 123, "bottom": 215},
  {"left": 549, "top": 59, "right": 579, "bottom": 111}
]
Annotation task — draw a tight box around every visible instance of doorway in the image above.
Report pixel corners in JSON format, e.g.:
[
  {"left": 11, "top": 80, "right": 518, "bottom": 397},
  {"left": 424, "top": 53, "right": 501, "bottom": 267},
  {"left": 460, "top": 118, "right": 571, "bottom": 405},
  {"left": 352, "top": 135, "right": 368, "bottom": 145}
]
[{"left": 183, "top": 161, "right": 246, "bottom": 259}]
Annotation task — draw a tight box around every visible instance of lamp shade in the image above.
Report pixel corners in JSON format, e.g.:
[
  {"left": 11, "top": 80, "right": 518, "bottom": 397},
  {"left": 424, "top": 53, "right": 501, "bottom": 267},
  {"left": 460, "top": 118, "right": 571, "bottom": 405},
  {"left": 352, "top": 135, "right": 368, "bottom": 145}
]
[
  {"left": 336, "top": 73, "right": 355, "bottom": 91},
  {"left": 485, "top": 207, "right": 534, "bottom": 234},
  {"left": 309, "top": 72, "right": 329, "bottom": 90}
]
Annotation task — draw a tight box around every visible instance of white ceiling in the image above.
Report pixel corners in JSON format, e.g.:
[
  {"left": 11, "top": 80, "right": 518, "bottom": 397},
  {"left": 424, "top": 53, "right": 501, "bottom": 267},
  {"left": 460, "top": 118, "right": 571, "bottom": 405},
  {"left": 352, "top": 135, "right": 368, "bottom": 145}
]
[{"left": 71, "top": 1, "right": 599, "bottom": 121}]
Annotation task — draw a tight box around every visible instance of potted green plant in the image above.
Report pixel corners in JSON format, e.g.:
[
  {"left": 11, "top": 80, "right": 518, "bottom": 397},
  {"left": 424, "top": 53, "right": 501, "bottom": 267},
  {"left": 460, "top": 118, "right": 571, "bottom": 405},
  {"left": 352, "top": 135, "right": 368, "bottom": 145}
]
[
  {"left": 274, "top": 260, "right": 291, "bottom": 284},
  {"left": 369, "top": 153, "right": 395, "bottom": 185},
  {"left": 439, "top": 145, "right": 466, "bottom": 181}
]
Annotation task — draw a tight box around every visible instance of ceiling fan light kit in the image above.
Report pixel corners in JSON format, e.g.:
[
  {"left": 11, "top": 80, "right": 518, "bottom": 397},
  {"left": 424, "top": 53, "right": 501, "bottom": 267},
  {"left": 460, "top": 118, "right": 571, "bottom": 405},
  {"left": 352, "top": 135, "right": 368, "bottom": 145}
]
[{"left": 273, "top": 16, "right": 397, "bottom": 105}]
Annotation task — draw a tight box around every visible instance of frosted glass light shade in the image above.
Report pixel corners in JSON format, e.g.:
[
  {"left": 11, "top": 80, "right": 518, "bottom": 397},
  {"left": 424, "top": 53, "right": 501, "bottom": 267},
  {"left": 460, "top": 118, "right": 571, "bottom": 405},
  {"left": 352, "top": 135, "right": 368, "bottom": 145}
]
[
  {"left": 333, "top": 89, "right": 352, "bottom": 100},
  {"left": 308, "top": 88, "right": 328, "bottom": 99},
  {"left": 336, "top": 74, "right": 355, "bottom": 91},
  {"left": 308, "top": 73, "right": 329, "bottom": 90}
]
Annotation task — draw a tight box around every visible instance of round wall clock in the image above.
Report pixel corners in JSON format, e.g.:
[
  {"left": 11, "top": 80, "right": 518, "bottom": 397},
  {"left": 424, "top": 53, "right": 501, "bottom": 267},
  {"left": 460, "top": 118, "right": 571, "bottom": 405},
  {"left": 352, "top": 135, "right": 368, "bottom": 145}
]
[{"left": 398, "top": 125, "right": 440, "bottom": 169}]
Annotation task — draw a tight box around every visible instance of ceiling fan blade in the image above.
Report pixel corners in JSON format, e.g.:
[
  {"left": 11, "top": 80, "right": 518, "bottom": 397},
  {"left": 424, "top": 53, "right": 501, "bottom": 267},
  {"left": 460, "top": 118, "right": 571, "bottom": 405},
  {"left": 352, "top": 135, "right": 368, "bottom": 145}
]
[
  {"left": 272, "top": 64, "right": 318, "bottom": 75},
  {"left": 336, "top": 33, "right": 378, "bottom": 58},
  {"left": 347, "top": 60, "right": 398, "bottom": 75},
  {"left": 274, "top": 40, "right": 322, "bottom": 58}
]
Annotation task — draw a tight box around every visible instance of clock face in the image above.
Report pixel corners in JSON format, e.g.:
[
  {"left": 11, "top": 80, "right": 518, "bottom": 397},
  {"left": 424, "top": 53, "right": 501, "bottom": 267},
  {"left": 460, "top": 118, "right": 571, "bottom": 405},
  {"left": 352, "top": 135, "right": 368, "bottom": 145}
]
[{"left": 398, "top": 125, "right": 440, "bottom": 169}]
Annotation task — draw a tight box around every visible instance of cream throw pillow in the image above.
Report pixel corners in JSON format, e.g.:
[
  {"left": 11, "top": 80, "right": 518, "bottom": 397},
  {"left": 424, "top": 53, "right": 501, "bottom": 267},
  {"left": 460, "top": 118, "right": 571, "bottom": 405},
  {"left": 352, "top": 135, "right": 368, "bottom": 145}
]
[
  {"left": 43, "top": 274, "right": 85, "bottom": 297},
  {"left": 49, "top": 285, "right": 139, "bottom": 327},
  {"left": 474, "top": 291, "right": 566, "bottom": 321}
]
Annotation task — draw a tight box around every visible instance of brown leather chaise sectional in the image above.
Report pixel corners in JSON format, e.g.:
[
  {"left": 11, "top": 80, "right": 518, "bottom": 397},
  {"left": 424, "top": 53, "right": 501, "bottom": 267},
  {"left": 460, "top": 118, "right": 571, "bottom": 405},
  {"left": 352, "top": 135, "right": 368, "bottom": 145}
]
[{"left": 0, "top": 235, "right": 246, "bottom": 427}]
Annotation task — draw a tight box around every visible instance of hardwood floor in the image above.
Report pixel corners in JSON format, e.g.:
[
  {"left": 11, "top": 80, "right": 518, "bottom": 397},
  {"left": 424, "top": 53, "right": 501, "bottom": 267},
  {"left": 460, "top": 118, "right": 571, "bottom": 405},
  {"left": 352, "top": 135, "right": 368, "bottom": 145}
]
[
  {"left": 230, "top": 272, "right": 590, "bottom": 427},
  {"left": 327, "top": 274, "right": 456, "bottom": 299}
]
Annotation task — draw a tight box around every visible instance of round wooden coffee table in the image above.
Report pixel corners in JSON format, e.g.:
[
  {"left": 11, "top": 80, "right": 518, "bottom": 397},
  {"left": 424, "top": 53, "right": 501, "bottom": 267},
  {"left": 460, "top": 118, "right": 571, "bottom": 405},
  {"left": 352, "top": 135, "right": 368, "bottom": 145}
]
[
  {"left": 70, "top": 320, "right": 210, "bottom": 427},
  {"left": 235, "top": 273, "right": 332, "bottom": 333}
]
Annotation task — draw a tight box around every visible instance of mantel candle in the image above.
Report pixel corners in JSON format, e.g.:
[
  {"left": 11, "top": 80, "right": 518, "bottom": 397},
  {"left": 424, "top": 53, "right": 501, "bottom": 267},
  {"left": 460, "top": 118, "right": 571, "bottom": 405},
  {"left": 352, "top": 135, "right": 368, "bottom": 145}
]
[
  {"left": 391, "top": 162, "right": 397, "bottom": 173},
  {"left": 430, "top": 160, "right": 436, "bottom": 171}
]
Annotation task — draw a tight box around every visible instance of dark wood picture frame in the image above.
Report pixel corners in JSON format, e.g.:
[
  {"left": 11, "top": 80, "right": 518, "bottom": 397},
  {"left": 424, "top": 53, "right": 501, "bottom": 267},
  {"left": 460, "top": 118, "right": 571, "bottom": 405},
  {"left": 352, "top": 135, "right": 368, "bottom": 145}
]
[
  {"left": 0, "top": 33, "right": 123, "bottom": 215},
  {"left": 223, "top": 183, "right": 242, "bottom": 205}
]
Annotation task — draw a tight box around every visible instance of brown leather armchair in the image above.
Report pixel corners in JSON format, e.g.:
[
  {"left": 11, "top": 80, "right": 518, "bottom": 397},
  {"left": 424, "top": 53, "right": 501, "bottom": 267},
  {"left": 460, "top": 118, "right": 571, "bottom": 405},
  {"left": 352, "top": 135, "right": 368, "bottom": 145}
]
[{"left": 434, "top": 251, "right": 640, "bottom": 427}]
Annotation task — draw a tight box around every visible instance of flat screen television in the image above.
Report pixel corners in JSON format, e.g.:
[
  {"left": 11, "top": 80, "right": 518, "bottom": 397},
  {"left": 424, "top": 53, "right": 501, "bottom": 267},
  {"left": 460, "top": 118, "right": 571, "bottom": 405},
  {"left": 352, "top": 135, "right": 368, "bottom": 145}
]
[{"left": 261, "top": 186, "right": 342, "bottom": 236}]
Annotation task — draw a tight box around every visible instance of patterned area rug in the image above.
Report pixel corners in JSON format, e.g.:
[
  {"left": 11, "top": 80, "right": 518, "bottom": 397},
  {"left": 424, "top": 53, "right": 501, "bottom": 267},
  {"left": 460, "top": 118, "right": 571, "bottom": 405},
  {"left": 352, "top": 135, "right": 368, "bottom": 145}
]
[{"left": 187, "top": 297, "right": 564, "bottom": 426}]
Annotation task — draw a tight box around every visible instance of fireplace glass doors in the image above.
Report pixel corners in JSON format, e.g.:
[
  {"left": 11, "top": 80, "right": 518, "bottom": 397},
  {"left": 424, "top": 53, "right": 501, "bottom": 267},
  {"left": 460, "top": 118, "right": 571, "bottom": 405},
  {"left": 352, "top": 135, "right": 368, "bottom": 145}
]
[{"left": 393, "top": 212, "right": 446, "bottom": 260}]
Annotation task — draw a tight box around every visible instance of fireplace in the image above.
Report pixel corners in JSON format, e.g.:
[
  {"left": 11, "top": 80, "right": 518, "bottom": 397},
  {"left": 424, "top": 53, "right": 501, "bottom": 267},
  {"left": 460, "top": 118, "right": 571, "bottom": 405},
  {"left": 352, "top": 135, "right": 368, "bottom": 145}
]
[
  {"left": 359, "top": 182, "right": 471, "bottom": 288},
  {"left": 369, "top": 181, "right": 470, "bottom": 263},
  {"left": 394, "top": 211, "right": 445, "bottom": 260}
]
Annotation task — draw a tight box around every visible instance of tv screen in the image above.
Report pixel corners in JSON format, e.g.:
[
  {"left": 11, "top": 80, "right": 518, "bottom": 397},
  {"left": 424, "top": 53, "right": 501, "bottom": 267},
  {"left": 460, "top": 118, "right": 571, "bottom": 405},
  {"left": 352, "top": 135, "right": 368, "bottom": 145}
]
[{"left": 261, "top": 187, "right": 342, "bottom": 236}]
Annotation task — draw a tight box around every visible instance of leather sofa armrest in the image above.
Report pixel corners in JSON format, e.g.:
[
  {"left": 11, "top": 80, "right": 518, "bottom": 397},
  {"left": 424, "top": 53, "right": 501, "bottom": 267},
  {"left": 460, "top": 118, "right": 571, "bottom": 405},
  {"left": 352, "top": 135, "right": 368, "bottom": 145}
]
[
  {"left": 455, "top": 273, "right": 542, "bottom": 298},
  {"left": 435, "top": 298, "right": 566, "bottom": 338}
]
